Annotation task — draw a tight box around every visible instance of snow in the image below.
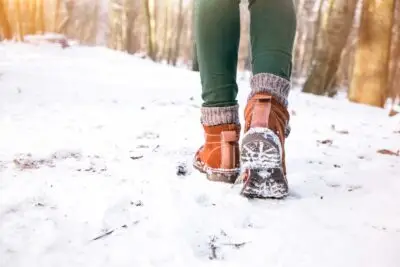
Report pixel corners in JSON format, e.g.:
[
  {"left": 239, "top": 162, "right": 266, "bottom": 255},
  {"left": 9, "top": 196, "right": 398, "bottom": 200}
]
[{"left": 1, "top": 42, "right": 400, "bottom": 267}]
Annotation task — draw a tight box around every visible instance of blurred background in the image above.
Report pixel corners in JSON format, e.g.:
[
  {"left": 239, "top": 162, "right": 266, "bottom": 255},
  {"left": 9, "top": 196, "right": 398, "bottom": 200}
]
[{"left": 0, "top": 0, "right": 399, "bottom": 111}]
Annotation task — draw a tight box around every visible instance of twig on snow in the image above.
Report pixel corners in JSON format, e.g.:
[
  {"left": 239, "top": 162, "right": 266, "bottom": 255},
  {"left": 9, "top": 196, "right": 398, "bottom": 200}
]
[
  {"left": 91, "top": 220, "right": 140, "bottom": 241},
  {"left": 220, "top": 241, "right": 249, "bottom": 249}
]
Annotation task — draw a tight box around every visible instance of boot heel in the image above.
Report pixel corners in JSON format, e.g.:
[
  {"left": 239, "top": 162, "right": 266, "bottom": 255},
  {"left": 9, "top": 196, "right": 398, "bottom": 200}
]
[{"left": 240, "top": 128, "right": 288, "bottom": 199}]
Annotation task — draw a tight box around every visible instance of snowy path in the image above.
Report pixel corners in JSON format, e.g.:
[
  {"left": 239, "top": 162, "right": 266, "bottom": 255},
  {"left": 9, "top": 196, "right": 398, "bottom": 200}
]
[{"left": 1, "top": 43, "right": 399, "bottom": 267}]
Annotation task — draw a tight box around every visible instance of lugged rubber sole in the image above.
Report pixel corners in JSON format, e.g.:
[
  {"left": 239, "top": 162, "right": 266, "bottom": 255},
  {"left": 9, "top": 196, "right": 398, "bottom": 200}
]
[{"left": 240, "top": 128, "right": 288, "bottom": 199}]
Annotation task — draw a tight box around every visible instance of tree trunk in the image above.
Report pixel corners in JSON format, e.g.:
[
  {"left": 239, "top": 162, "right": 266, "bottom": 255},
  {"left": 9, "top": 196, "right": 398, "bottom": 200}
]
[
  {"left": 162, "top": 0, "right": 171, "bottom": 60},
  {"left": 388, "top": 0, "right": 400, "bottom": 100},
  {"left": 301, "top": 0, "right": 323, "bottom": 77},
  {"left": 172, "top": 0, "right": 184, "bottom": 66},
  {"left": 192, "top": 41, "right": 199, "bottom": 71},
  {"left": 166, "top": 0, "right": 176, "bottom": 64},
  {"left": 82, "top": 1, "right": 99, "bottom": 45},
  {"left": 244, "top": 41, "right": 252, "bottom": 71},
  {"left": 108, "top": 0, "right": 123, "bottom": 50},
  {"left": 309, "top": 0, "right": 325, "bottom": 71},
  {"left": 59, "top": 0, "right": 73, "bottom": 34},
  {"left": 27, "top": 0, "right": 37, "bottom": 34},
  {"left": 15, "top": 0, "right": 24, "bottom": 40},
  {"left": 292, "top": 0, "right": 307, "bottom": 78},
  {"left": 154, "top": 0, "right": 161, "bottom": 60},
  {"left": 54, "top": 0, "right": 61, "bottom": 32},
  {"left": 37, "top": 0, "right": 45, "bottom": 34},
  {"left": 0, "top": 0, "right": 12, "bottom": 39},
  {"left": 190, "top": 0, "right": 198, "bottom": 71},
  {"left": 125, "top": 0, "right": 139, "bottom": 54},
  {"left": 303, "top": 0, "right": 358, "bottom": 95},
  {"left": 349, "top": 0, "right": 395, "bottom": 107},
  {"left": 144, "top": 0, "right": 156, "bottom": 60}
]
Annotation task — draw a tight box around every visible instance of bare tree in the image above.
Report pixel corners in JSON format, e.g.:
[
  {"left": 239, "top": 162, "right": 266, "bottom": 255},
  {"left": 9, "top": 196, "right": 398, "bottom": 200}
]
[
  {"left": 190, "top": 1, "right": 199, "bottom": 71},
  {"left": 108, "top": 0, "right": 124, "bottom": 50},
  {"left": 144, "top": 0, "right": 156, "bottom": 60},
  {"left": 37, "top": 0, "right": 45, "bottom": 34},
  {"left": 125, "top": 0, "right": 140, "bottom": 54},
  {"left": 171, "top": 0, "right": 184, "bottom": 65},
  {"left": 388, "top": 0, "right": 400, "bottom": 101},
  {"left": 59, "top": 0, "right": 74, "bottom": 34},
  {"left": 27, "top": 0, "right": 37, "bottom": 34},
  {"left": 349, "top": 0, "right": 395, "bottom": 107},
  {"left": 192, "top": 42, "right": 199, "bottom": 71},
  {"left": 0, "top": 0, "right": 12, "bottom": 39},
  {"left": 302, "top": 0, "right": 358, "bottom": 95},
  {"left": 161, "top": 0, "right": 171, "bottom": 60},
  {"left": 293, "top": 0, "right": 315, "bottom": 78},
  {"left": 309, "top": 0, "right": 325, "bottom": 72},
  {"left": 54, "top": 0, "right": 61, "bottom": 32}
]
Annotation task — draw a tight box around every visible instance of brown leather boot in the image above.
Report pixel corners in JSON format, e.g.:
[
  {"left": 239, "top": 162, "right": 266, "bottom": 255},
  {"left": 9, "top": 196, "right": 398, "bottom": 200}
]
[
  {"left": 239, "top": 74, "right": 291, "bottom": 198},
  {"left": 193, "top": 105, "right": 241, "bottom": 183}
]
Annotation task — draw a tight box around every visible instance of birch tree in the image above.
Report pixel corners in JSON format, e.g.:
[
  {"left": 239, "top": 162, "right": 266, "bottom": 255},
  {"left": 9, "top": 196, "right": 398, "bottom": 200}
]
[{"left": 303, "top": 0, "right": 358, "bottom": 95}]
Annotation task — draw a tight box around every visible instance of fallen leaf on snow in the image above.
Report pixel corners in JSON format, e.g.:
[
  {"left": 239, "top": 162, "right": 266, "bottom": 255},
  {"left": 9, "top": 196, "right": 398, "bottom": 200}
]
[
  {"left": 377, "top": 149, "right": 400, "bottom": 156},
  {"left": 13, "top": 155, "right": 55, "bottom": 170},
  {"left": 130, "top": 155, "right": 144, "bottom": 160},
  {"left": 317, "top": 139, "right": 333, "bottom": 145},
  {"left": 389, "top": 109, "right": 399, "bottom": 117}
]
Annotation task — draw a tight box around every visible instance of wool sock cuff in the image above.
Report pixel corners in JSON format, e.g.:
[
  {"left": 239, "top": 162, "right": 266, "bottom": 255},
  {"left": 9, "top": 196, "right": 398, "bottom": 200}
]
[
  {"left": 249, "top": 73, "right": 290, "bottom": 108},
  {"left": 200, "top": 105, "right": 240, "bottom": 126}
]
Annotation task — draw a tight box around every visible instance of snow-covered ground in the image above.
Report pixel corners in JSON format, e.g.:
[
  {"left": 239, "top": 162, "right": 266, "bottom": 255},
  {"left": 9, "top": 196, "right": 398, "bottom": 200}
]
[{"left": 1, "top": 43, "right": 399, "bottom": 267}]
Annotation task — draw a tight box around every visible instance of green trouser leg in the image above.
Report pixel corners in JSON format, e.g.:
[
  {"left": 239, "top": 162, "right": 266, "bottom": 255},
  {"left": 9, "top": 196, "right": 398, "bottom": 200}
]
[
  {"left": 194, "top": 0, "right": 240, "bottom": 107},
  {"left": 249, "top": 0, "right": 296, "bottom": 80},
  {"left": 195, "top": 0, "right": 296, "bottom": 107}
]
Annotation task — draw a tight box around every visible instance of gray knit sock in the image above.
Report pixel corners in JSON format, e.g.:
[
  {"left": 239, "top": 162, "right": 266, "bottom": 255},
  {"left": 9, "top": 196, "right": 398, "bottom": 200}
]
[
  {"left": 249, "top": 73, "right": 291, "bottom": 108},
  {"left": 200, "top": 105, "right": 239, "bottom": 126}
]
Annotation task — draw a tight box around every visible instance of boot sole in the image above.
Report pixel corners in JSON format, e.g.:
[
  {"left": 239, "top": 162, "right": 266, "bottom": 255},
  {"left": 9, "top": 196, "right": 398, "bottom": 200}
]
[
  {"left": 240, "top": 128, "right": 288, "bottom": 199},
  {"left": 193, "top": 160, "right": 239, "bottom": 184}
]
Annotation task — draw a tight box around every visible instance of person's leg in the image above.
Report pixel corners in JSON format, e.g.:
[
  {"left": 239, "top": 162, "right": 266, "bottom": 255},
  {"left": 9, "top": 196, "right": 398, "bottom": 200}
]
[
  {"left": 195, "top": 0, "right": 240, "bottom": 107},
  {"left": 193, "top": 0, "right": 242, "bottom": 183},
  {"left": 240, "top": 0, "right": 297, "bottom": 198},
  {"left": 249, "top": 0, "right": 296, "bottom": 106}
]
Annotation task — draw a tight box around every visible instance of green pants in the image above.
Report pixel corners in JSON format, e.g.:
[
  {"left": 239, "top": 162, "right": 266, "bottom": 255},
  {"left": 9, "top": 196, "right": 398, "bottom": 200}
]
[{"left": 195, "top": 0, "right": 296, "bottom": 107}]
